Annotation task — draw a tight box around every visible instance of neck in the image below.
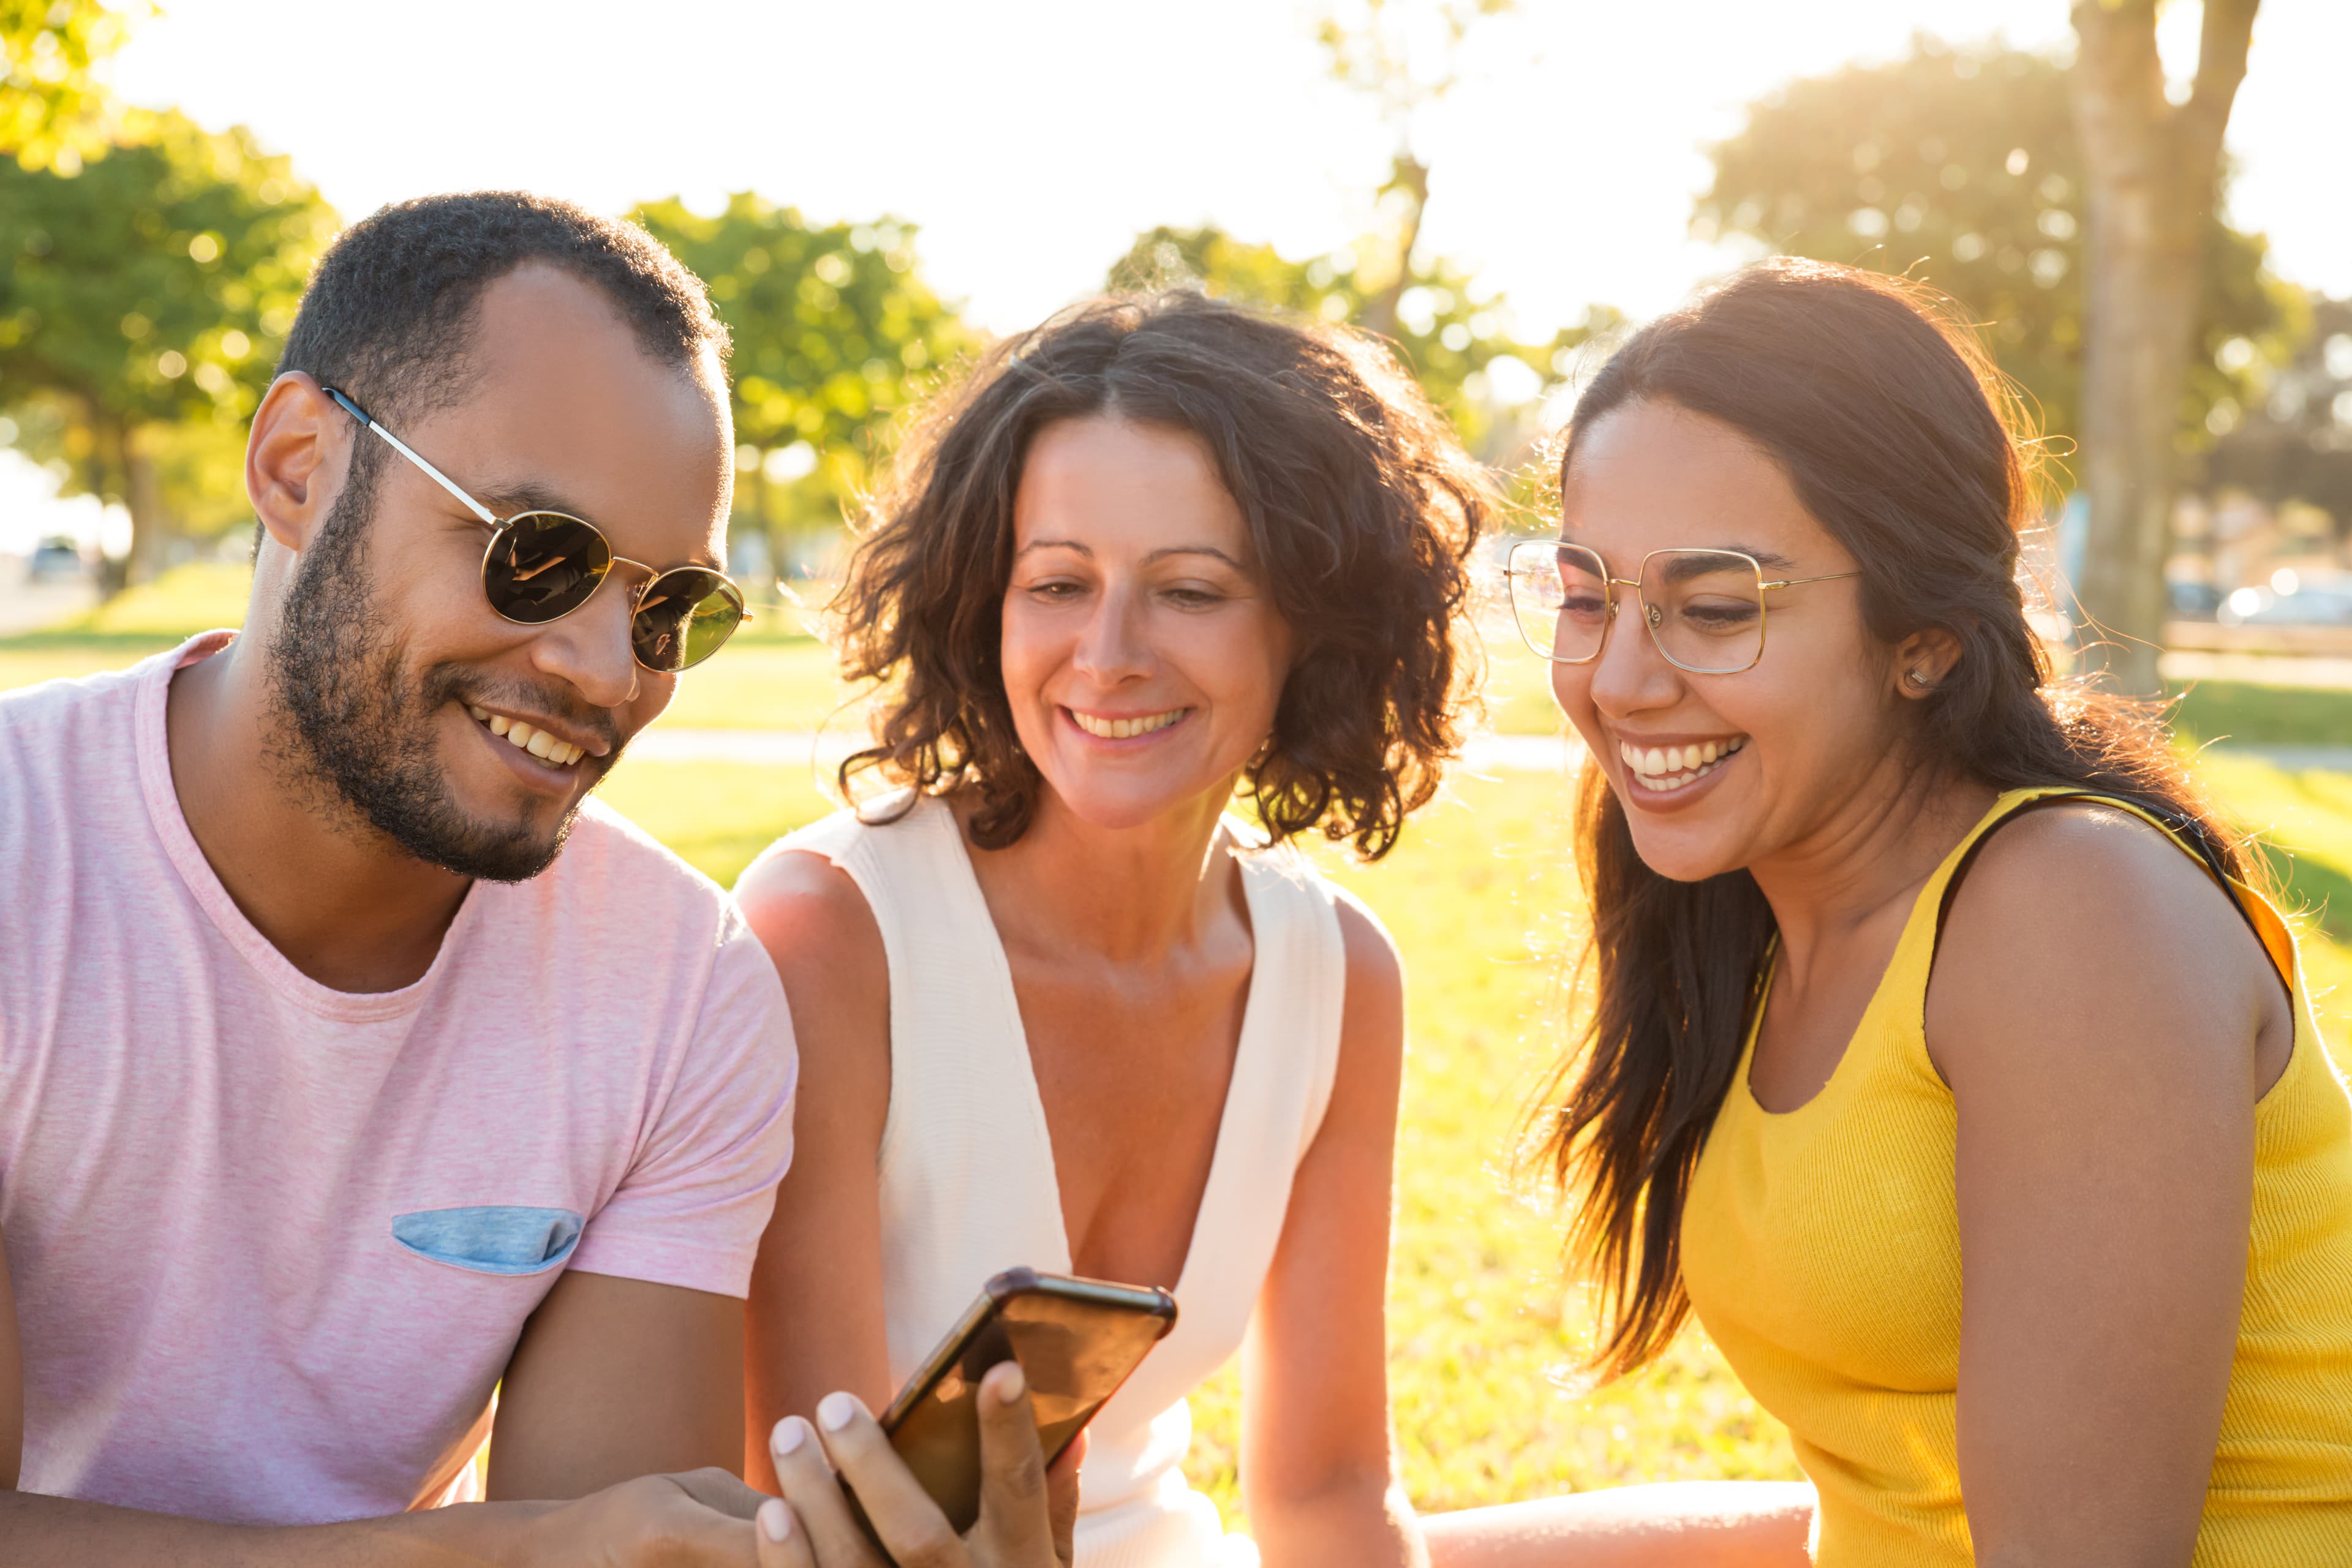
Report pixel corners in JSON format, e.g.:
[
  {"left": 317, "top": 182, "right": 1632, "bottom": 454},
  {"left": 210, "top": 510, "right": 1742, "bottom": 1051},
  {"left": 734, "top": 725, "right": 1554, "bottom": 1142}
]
[
  {"left": 1743, "top": 747, "right": 1996, "bottom": 973},
  {"left": 166, "top": 633, "right": 470, "bottom": 992},
  {"left": 965, "top": 780, "right": 1243, "bottom": 966}
]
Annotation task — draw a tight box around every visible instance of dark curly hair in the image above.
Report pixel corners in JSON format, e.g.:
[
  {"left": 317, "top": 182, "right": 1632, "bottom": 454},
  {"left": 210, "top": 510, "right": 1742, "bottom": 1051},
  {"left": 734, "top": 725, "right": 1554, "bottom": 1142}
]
[{"left": 832, "top": 290, "right": 1490, "bottom": 858}]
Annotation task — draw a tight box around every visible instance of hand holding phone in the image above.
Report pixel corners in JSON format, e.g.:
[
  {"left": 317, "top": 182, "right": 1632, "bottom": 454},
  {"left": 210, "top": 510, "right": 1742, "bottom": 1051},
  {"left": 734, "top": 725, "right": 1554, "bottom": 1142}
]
[
  {"left": 874, "top": 1268, "right": 1177, "bottom": 1534},
  {"left": 761, "top": 1360, "right": 1074, "bottom": 1568}
]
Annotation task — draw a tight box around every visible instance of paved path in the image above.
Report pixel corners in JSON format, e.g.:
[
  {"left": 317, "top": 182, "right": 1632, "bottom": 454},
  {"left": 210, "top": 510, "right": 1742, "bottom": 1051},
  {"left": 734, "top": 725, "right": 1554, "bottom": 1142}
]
[{"left": 631, "top": 727, "right": 2352, "bottom": 774}]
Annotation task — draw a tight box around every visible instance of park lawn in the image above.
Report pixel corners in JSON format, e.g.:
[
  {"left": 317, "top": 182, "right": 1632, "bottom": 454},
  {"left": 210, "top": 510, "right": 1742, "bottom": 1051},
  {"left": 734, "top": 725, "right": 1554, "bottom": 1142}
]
[{"left": 602, "top": 755, "right": 2352, "bottom": 1526}]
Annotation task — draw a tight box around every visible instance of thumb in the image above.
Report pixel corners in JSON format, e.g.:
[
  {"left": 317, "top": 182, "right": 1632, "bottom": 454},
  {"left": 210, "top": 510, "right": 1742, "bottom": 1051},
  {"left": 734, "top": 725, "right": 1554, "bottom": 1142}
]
[{"left": 971, "top": 1360, "right": 1056, "bottom": 1566}]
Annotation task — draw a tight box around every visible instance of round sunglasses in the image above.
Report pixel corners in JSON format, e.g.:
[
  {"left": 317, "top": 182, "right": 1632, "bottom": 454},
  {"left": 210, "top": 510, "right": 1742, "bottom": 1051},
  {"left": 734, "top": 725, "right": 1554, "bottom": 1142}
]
[{"left": 323, "top": 386, "right": 749, "bottom": 673}]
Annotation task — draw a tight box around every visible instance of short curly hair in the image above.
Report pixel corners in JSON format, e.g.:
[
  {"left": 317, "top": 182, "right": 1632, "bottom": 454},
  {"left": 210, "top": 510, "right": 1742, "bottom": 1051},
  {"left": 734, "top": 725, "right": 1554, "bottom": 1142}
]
[{"left": 832, "top": 290, "right": 1490, "bottom": 859}]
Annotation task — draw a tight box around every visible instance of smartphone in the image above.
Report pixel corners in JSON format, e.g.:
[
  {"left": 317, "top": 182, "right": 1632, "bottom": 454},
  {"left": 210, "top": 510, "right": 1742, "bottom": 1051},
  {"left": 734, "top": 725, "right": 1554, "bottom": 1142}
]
[{"left": 864, "top": 1267, "right": 1178, "bottom": 1536}]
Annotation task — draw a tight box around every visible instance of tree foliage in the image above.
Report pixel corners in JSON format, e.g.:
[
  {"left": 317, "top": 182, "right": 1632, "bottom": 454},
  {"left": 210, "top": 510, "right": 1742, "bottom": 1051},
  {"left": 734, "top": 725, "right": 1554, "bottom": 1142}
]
[
  {"left": 632, "top": 194, "right": 973, "bottom": 576},
  {"left": 0, "top": 109, "right": 338, "bottom": 578},
  {"left": 1109, "top": 223, "right": 1615, "bottom": 463},
  {"left": 1, "top": 0, "right": 138, "bottom": 173},
  {"left": 1695, "top": 34, "right": 2292, "bottom": 453}
]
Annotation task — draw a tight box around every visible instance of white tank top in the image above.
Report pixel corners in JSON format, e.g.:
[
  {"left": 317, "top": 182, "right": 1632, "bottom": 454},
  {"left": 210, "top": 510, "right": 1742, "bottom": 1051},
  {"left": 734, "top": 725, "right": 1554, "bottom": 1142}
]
[{"left": 772, "top": 793, "right": 1347, "bottom": 1568}]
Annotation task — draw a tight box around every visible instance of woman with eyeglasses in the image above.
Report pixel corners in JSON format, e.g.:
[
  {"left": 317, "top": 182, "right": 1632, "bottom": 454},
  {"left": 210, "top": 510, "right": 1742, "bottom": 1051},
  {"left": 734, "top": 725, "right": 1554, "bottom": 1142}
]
[
  {"left": 1423, "top": 259, "right": 2352, "bottom": 1567},
  {"left": 730, "top": 291, "right": 1485, "bottom": 1567}
]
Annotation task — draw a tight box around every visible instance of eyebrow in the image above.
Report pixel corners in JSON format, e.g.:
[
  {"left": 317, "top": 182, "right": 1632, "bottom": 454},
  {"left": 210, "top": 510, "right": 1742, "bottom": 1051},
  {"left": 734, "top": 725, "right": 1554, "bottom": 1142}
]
[
  {"left": 1637, "top": 545, "right": 1801, "bottom": 584},
  {"left": 1014, "top": 539, "right": 1252, "bottom": 571}
]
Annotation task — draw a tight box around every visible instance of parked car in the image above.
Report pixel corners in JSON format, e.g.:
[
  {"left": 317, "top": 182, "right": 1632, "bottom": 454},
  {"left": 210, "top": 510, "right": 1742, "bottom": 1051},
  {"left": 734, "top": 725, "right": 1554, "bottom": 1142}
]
[
  {"left": 2166, "top": 579, "right": 2223, "bottom": 619},
  {"left": 26, "top": 536, "right": 85, "bottom": 582},
  {"left": 2218, "top": 573, "right": 2352, "bottom": 628}
]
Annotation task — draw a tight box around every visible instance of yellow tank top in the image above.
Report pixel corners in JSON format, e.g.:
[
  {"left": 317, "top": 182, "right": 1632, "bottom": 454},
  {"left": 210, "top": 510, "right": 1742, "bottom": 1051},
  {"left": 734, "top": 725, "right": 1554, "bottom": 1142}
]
[{"left": 1679, "top": 788, "right": 2352, "bottom": 1566}]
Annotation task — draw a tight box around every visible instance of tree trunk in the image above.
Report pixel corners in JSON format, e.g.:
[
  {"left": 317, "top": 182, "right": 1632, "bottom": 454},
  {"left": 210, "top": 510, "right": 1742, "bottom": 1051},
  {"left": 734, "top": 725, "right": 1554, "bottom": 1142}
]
[
  {"left": 1359, "top": 152, "right": 1430, "bottom": 342},
  {"left": 122, "top": 425, "right": 173, "bottom": 587},
  {"left": 2069, "top": 0, "right": 2258, "bottom": 696}
]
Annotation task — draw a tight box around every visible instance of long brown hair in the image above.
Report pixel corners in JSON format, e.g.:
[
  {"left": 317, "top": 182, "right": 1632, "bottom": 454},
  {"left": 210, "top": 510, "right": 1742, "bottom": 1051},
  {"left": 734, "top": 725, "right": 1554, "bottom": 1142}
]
[
  {"left": 1539, "top": 258, "right": 2256, "bottom": 1378},
  {"left": 831, "top": 290, "right": 1490, "bottom": 858}
]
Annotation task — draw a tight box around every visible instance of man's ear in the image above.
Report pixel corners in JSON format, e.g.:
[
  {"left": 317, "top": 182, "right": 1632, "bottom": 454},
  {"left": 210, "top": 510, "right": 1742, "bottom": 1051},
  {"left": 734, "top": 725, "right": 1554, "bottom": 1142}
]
[
  {"left": 1893, "top": 627, "right": 1963, "bottom": 699},
  {"left": 246, "top": 373, "right": 349, "bottom": 557}
]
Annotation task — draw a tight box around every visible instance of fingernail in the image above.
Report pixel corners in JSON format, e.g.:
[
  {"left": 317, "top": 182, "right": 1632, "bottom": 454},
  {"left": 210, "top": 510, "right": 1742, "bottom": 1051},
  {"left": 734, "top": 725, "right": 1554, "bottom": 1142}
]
[
  {"left": 817, "top": 1391, "right": 859, "bottom": 1431},
  {"left": 760, "top": 1499, "right": 791, "bottom": 1542},
  {"left": 993, "top": 1361, "right": 1027, "bottom": 1403},
  {"left": 772, "top": 1415, "right": 809, "bottom": 1455}
]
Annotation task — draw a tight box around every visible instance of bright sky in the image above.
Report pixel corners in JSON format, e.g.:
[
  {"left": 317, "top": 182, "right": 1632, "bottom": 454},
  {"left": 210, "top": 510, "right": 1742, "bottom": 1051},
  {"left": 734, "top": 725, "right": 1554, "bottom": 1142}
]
[{"left": 6, "top": 0, "right": 2343, "bottom": 553}]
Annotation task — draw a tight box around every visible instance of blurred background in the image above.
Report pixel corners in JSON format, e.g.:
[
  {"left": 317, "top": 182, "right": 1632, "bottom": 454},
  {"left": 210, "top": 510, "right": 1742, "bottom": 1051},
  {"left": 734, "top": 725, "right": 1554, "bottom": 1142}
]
[{"left": 4, "top": 0, "right": 2347, "bottom": 1525}]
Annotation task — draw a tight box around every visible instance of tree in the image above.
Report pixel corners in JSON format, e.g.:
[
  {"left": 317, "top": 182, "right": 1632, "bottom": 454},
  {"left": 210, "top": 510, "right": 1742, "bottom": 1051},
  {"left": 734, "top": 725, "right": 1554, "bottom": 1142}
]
[
  {"left": 1695, "top": 34, "right": 2286, "bottom": 467},
  {"left": 1314, "top": 0, "right": 1517, "bottom": 339},
  {"left": 1109, "top": 223, "right": 1616, "bottom": 464},
  {"left": 0, "top": 110, "right": 339, "bottom": 586},
  {"left": 2070, "top": 0, "right": 2261, "bottom": 694},
  {"left": 631, "top": 194, "right": 972, "bottom": 582},
  {"left": 1, "top": 0, "right": 136, "bottom": 174}
]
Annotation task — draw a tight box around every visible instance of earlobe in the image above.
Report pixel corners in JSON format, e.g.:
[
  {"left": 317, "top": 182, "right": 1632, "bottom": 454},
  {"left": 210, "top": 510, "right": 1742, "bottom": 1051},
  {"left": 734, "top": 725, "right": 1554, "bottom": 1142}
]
[
  {"left": 1894, "top": 628, "right": 1962, "bottom": 699},
  {"left": 246, "top": 373, "right": 345, "bottom": 557}
]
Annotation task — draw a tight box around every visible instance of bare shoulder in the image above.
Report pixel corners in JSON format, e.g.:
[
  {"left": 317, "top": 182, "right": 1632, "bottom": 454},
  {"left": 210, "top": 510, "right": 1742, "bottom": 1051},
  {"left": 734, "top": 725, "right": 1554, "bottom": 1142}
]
[
  {"left": 1327, "top": 884, "right": 1405, "bottom": 1089},
  {"left": 1331, "top": 884, "right": 1402, "bottom": 997},
  {"left": 732, "top": 843, "right": 891, "bottom": 1111},
  {"left": 1943, "top": 801, "right": 2253, "bottom": 963},
  {"left": 1930, "top": 800, "right": 2278, "bottom": 1086},
  {"left": 734, "top": 843, "right": 886, "bottom": 985}
]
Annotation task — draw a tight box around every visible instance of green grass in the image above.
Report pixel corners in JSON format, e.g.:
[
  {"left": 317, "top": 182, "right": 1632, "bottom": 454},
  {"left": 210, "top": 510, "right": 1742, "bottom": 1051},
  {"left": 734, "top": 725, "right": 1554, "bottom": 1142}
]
[
  {"left": 596, "top": 755, "right": 2352, "bottom": 1526},
  {"left": 12, "top": 565, "right": 2352, "bottom": 1525}
]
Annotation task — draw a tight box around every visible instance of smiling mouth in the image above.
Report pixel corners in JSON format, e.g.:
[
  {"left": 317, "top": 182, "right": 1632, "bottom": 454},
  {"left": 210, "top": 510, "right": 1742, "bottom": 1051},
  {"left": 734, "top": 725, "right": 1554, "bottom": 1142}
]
[
  {"left": 1068, "top": 707, "right": 1191, "bottom": 740},
  {"left": 468, "top": 704, "right": 589, "bottom": 768},
  {"left": 1620, "top": 736, "right": 1746, "bottom": 791}
]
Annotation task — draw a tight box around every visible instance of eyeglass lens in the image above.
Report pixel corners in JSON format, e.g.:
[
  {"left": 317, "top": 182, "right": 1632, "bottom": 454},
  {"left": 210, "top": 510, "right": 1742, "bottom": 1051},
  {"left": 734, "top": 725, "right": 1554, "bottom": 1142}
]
[
  {"left": 1509, "top": 541, "right": 1766, "bottom": 674},
  {"left": 484, "top": 513, "right": 614, "bottom": 624},
  {"left": 484, "top": 513, "right": 747, "bottom": 672},
  {"left": 631, "top": 569, "right": 745, "bottom": 674}
]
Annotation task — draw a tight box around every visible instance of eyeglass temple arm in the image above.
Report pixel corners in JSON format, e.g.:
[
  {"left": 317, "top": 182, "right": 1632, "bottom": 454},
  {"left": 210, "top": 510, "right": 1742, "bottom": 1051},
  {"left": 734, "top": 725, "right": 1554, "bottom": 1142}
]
[
  {"left": 1760, "top": 570, "right": 1863, "bottom": 590},
  {"left": 320, "top": 385, "right": 500, "bottom": 528}
]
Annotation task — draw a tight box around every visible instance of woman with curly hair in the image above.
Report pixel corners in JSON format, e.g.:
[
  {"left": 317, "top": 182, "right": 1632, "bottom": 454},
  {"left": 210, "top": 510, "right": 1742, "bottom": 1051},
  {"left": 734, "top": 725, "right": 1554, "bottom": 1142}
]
[
  {"left": 1429, "top": 259, "right": 2352, "bottom": 1567},
  {"left": 733, "top": 290, "right": 1485, "bottom": 1567}
]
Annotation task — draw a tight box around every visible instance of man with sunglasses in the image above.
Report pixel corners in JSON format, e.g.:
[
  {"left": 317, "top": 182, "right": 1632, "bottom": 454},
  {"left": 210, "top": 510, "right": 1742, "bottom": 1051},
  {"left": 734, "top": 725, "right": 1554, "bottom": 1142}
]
[{"left": 0, "top": 192, "right": 1068, "bottom": 1567}]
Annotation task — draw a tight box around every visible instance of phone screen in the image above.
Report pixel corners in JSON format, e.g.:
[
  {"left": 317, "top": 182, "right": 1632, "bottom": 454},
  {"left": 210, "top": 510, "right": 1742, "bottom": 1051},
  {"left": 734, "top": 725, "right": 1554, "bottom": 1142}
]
[{"left": 884, "top": 1279, "right": 1175, "bottom": 1533}]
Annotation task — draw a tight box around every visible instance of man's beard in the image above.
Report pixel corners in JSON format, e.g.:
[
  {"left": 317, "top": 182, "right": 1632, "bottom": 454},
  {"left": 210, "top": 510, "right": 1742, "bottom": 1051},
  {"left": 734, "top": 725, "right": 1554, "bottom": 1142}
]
[{"left": 263, "top": 479, "right": 600, "bottom": 883}]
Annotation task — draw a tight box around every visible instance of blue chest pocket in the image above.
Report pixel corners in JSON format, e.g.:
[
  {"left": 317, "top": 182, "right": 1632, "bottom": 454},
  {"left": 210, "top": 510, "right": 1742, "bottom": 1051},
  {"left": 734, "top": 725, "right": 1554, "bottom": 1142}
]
[{"left": 392, "top": 1206, "right": 585, "bottom": 1276}]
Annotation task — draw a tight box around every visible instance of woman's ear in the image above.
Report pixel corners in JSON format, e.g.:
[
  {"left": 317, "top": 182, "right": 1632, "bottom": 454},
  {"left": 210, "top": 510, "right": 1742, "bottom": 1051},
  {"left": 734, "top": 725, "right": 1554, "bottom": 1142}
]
[{"left": 1892, "top": 627, "right": 1962, "bottom": 699}]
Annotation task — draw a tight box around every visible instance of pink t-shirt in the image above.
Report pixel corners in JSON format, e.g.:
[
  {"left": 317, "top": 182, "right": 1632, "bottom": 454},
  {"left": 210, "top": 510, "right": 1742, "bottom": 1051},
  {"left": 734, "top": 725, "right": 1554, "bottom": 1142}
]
[{"left": 0, "top": 633, "right": 797, "bottom": 1525}]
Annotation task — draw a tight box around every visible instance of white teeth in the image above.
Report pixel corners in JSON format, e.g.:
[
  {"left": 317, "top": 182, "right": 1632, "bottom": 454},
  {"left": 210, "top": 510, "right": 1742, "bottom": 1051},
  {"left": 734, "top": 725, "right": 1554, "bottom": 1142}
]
[
  {"left": 1072, "top": 708, "right": 1186, "bottom": 740},
  {"left": 474, "top": 707, "right": 584, "bottom": 766},
  {"left": 1618, "top": 736, "right": 1746, "bottom": 789}
]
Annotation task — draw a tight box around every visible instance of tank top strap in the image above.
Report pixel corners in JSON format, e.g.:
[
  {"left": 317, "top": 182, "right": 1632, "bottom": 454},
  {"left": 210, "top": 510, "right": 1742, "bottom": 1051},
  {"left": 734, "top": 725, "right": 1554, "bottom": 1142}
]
[
  {"left": 1921, "top": 786, "right": 2293, "bottom": 990},
  {"left": 1224, "top": 826, "right": 1350, "bottom": 1168}
]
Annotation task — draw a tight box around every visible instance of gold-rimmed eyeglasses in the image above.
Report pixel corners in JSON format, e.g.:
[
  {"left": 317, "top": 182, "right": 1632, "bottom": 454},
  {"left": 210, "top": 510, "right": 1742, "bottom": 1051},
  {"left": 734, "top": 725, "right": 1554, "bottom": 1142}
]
[{"left": 1504, "top": 538, "right": 1859, "bottom": 675}]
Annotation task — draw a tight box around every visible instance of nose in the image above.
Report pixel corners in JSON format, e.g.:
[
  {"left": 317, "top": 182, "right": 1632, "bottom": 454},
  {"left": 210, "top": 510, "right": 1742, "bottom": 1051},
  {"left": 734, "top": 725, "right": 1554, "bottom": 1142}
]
[
  {"left": 527, "top": 570, "right": 644, "bottom": 714},
  {"left": 1070, "top": 581, "right": 1153, "bottom": 687},
  {"left": 1586, "top": 582, "right": 1682, "bottom": 719}
]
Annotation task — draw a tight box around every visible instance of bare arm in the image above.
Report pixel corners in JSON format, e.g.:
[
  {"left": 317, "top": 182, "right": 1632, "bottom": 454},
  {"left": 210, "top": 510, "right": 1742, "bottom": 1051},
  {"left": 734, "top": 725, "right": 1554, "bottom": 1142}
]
[
  {"left": 737, "top": 848, "right": 897, "bottom": 1489},
  {"left": 491, "top": 1269, "right": 752, "bottom": 1498},
  {"left": 1931, "top": 805, "right": 2282, "bottom": 1567},
  {"left": 1240, "top": 895, "right": 1422, "bottom": 1568}
]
